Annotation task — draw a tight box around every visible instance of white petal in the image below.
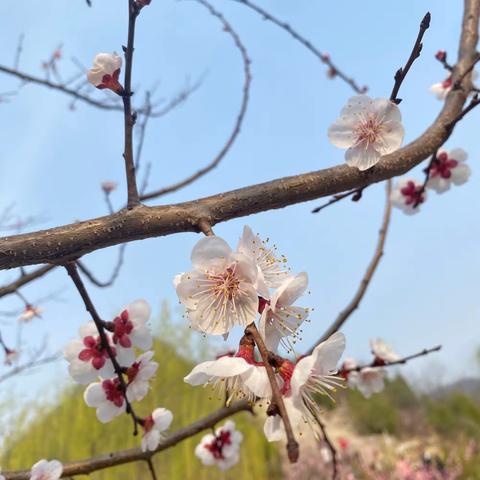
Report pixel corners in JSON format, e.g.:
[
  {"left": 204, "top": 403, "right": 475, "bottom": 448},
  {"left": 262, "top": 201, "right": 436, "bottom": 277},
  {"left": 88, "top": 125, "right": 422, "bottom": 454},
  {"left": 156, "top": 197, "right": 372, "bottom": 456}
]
[
  {"left": 191, "top": 236, "right": 232, "bottom": 271},
  {"left": 153, "top": 407, "right": 173, "bottom": 431},
  {"left": 126, "top": 299, "right": 151, "bottom": 326},
  {"left": 451, "top": 163, "right": 471, "bottom": 185},
  {"left": 184, "top": 357, "right": 251, "bottom": 385},
  {"left": 449, "top": 148, "right": 468, "bottom": 163},
  {"left": 327, "top": 116, "right": 357, "bottom": 148},
  {"left": 427, "top": 176, "right": 450, "bottom": 193},
  {"left": 372, "top": 98, "right": 402, "bottom": 123},
  {"left": 96, "top": 403, "right": 124, "bottom": 423},
  {"left": 272, "top": 273, "right": 308, "bottom": 309},
  {"left": 83, "top": 383, "right": 105, "bottom": 407},
  {"left": 374, "top": 121, "right": 404, "bottom": 155},
  {"left": 339, "top": 95, "right": 373, "bottom": 116},
  {"left": 345, "top": 145, "right": 381, "bottom": 171},
  {"left": 242, "top": 366, "right": 272, "bottom": 398}
]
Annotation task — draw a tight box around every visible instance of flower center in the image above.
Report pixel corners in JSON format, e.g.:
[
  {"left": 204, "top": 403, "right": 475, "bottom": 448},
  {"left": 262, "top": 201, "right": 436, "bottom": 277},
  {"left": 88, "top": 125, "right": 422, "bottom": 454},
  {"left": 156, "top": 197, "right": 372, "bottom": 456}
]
[
  {"left": 430, "top": 152, "right": 458, "bottom": 179},
  {"left": 355, "top": 114, "right": 383, "bottom": 147},
  {"left": 78, "top": 335, "right": 114, "bottom": 370},
  {"left": 112, "top": 310, "right": 134, "bottom": 348},
  {"left": 102, "top": 378, "right": 124, "bottom": 407},
  {"left": 205, "top": 430, "right": 232, "bottom": 459},
  {"left": 400, "top": 181, "right": 425, "bottom": 206},
  {"left": 211, "top": 268, "right": 240, "bottom": 300}
]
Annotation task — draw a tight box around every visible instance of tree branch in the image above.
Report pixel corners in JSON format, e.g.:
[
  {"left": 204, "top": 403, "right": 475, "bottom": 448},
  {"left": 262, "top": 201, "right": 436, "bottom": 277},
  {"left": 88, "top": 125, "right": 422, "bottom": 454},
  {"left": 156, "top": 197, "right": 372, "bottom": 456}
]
[
  {"left": 0, "top": 265, "right": 56, "bottom": 298},
  {"left": 2, "top": 400, "right": 251, "bottom": 479},
  {"left": 306, "top": 180, "right": 392, "bottom": 354},
  {"left": 0, "top": 353, "right": 60, "bottom": 385}
]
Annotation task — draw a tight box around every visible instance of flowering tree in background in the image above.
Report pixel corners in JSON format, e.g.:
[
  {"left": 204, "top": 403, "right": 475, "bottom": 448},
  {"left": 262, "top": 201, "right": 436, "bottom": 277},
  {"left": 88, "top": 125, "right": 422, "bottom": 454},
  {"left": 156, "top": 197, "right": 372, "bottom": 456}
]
[{"left": 0, "top": 0, "right": 479, "bottom": 478}]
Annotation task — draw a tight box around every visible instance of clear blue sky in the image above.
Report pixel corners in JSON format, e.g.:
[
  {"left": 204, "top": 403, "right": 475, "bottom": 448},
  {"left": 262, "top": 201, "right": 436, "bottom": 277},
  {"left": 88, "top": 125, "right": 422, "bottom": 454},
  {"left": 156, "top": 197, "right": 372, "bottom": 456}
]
[{"left": 0, "top": 0, "right": 479, "bottom": 413}]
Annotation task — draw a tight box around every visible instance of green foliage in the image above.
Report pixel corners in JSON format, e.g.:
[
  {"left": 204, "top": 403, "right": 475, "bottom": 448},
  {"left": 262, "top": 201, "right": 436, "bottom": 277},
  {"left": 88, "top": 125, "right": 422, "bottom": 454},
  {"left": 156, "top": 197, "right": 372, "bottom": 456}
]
[
  {"left": 346, "top": 387, "right": 400, "bottom": 435},
  {"left": 1, "top": 309, "right": 280, "bottom": 479},
  {"left": 382, "top": 375, "right": 419, "bottom": 410},
  {"left": 426, "top": 393, "right": 480, "bottom": 439}
]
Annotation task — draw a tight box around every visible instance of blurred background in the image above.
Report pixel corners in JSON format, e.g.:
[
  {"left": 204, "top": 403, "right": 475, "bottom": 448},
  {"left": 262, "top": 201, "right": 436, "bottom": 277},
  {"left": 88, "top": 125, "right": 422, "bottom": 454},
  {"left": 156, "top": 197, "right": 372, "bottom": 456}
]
[{"left": 0, "top": 0, "right": 479, "bottom": 478}]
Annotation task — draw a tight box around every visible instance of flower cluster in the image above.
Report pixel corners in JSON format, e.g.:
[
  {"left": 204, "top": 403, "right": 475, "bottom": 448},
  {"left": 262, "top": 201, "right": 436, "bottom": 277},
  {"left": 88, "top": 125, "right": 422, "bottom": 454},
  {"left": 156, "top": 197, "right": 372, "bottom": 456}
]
[
  {"left": 195, "top": 421, "right": 243, "bottom": 471},
  {"left": 390, "top": 148, "right": 471, "bottom": 215},
  {"left": 179, "top": 226, "right": 348, "bottom": 467},
  {"left": 63, "top": 300, "right": 172, "bottom": 450},
  {"left": 339, "top": 338, "right": 398, "bottom": 398}
]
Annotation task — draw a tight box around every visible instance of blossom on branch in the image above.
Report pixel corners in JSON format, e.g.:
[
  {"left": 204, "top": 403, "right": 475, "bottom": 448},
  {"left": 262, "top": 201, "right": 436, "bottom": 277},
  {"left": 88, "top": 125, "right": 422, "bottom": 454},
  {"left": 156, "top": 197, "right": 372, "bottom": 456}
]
[
  {"left": 84, "top": 378, "right": 126, "bottom": 423},
  {"left": 175, "top": 236, "right": 259, "bottom": 335},
  {"left": 101, "top": 181, "right": 118, "bottom": 194},
  {"left": 141, "top": 407, "right": 173, "bottom": 452},
  {"left": 126, "top": 351, "right": 158, "bottom": 402},
  {"left": 29, "top": 459, "right": 63, "bottom": 480},
  {"left": 390, "top": 178, "right": 426, "bottom": 215},
  {"left": 195, "top": 420, "right": 243, "bottom": 471},
  {"left": 258, "top": 272, "right": 309, "bottom": 352},
  {"left": 370, "top": 338, "right": 399, "bottom": 364},
  {"left": 264, "top": 332, "right": 345, "bottom": 441},
  {"left": 18, "top": 305, "right": 43, "bottom": 322},
  {"left": 87, "top": 53, "right": 123, "bottom": 94},
  {"left": 430, "top": 77, "right": 453, "bottom": 100},
  {"left": 427, "top": 148, "right": 471, "bottom": 193},
  {"left": 184, "top": 335, "right": 270, "bottom": 404},
  {"left": 328, "top": 95, "right": 404, "bottom": 171},
  {"left": 237, "top": 226, "right": 290, "bottom": 295}
]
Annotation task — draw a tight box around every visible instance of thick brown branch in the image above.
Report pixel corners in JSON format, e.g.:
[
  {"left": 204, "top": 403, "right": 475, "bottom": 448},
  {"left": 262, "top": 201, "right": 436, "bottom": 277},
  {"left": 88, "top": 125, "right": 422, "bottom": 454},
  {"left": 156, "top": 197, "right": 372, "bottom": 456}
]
[
  {"left": 3, "top": 400, "right": 251, "bottom": 479},
  {"left": 231, "top": 0, "right": 366, "bottom": 93},
  {"left": 140, "top": 0, "right": 251, "bottom": 202},
  {"left": 0, "top": 0, "right": 478, "bottom": 270},
  {"left": 306, "top": 180, "right": 392, "bottom": 354},
  {"left": 245, "top": 324, "right": 299, "bottom": 463}
]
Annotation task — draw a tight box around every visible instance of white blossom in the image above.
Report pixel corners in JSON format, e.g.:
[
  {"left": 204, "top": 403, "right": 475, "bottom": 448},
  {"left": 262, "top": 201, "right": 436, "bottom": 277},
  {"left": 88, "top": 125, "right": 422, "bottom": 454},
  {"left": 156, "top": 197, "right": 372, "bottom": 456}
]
[
  {"left": 370, "top": 338, "right": 400, "bottom": 363},
  {"left": 264, "top": 332, "right": 345, "bottom": 441},
  {"left": 126, "top": 351, "right": 158, "bottom": 402},
  {"left": 184, "top": 340, "right": 270, "bottom": 404},
  {"left": 258, "top": 273, "right": 309, "bottom": 352},
  {"left": 349, "top": 367, "right": 386, "bottom": 398},
  {"left": 29, "top": 459, "right": 63, "bottom": 480},
  {"left": 84, "top": 379, "right": 126, "bottom": 423},
  {"left": 175, "top": 236, "right": 259, "bottom": 335},
  {"left": 328, "top": 95, "right": 404, "bottom": 171},
  {"left": 427, "top": 148, "right": 471, "bottom": 193},
  {"left": 236, "top": 226, "right": 289, "bottom": 295},
  {"left": 390, "top": 178, "right": 426, "bottom": 215},
  {"left": 87, "top": 52, "right": 123, "bottom": 93},
  {"left": 18, "top": 305, "right": 43, "bottom": 322},
  {"left": 429, "top": 78, "right": 453, "bottom": 100},
  {"left": 195, "top": 420, "right": 243, "bottom": 471},
  {"left": 141, "top": 408, "right": 173, "bottom": 452}
]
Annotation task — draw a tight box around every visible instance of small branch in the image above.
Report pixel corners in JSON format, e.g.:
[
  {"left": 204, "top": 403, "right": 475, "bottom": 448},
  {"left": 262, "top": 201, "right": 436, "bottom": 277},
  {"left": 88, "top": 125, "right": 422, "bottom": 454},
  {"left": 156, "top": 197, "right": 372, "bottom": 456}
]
[
  {"left": 453, "top": 52, "right": 480, "bottom": 89},
  {"left": 76, "top": 244, "right": 126, "bottom": 288},
  {"left": 13, "top": 34, "right": 24, "bottom": 70},
  {"left": 0, "top": 265, "right": 56, "bottom": 299},
  {"left": 311, "top": 187, "right": 364, "bottom": 214},
  {"left": 413, "top": 151, "right": 438, "bottom": 208},
  {"left": 122, "top": 0, "right": 141, "bottom": 208},
  {"left": 64, "top": 262, "right": 142, "bottom": 435},
  {"left": 390, "top": 12, "right": 431, "bottom": 104},
  {"left": 145, "top": 459, "right": 158, "bottom": 480},
  {"left": 231, "top": 0, "right": 366, "bottom": 93},
  {"left": 135, "top": 91, "right": 152, "bottom": 172},
  {"left": 245, "top": 323, "right": 299, "bottom": 463},
  {"left": 197, "top": 219, "right": 215, "bottom": 236},
  {"left": 342, "top": 345, "right": 442, "bottom": 373},
  {"left": 307, "top": 180, "right": 392, "bottom": 354},
  {"left": 0, "top": 353, "right": 60, "bottom": 385},
  {"left": 140, "top": 0, "right": 251, "bottom": 202},
  {"left": 2, "top": 400, "right": 252, "bottom": 479},
  {"left": 446, "top": 92, "right": 480, "bottom": 127},
  {"left": 314, "top": 413, "right": 338, "bottom": 480}
]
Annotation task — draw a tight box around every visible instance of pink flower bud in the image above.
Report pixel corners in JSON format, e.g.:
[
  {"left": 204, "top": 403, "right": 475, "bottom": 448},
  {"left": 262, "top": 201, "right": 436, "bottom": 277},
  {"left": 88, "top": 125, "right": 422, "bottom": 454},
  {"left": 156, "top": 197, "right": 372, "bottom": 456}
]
[
  {"left": 101, "top": 181, "right": 118, "bottom": 194},
  {"left": 87, "top": 53, "right": 124, "bottom": 94},
  {"left": 327, "top": 67, "right": 337, "bottom": 79},
  {"left": 320, "top": 52, "right": 330, "bottom": 62},
  {"left": 435, "top": 50, "right": 446, "bottom": 61}
]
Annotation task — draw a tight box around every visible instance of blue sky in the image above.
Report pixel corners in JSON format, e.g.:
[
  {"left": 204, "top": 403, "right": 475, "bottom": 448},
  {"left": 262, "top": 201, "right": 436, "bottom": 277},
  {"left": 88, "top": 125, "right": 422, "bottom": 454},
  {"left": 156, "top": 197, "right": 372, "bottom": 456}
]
[{"left": 0, "top": 0, "right": 479, "bottom": 413}]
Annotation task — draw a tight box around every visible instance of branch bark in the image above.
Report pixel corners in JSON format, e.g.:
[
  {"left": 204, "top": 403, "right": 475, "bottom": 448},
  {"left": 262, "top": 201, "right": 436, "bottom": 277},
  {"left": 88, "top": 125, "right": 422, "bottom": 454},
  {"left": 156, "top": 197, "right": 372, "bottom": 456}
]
[{"left": 3, "top": 400, "right": 251, "bottom": 479}]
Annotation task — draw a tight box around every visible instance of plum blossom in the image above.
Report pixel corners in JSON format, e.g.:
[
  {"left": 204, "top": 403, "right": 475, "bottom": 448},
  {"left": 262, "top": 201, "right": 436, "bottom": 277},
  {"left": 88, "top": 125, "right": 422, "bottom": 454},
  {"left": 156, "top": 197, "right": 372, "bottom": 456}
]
[
  {"left": 126, "top": 351, "right": 158, "bottom": 402},
  {"left": 30, "top": 459, "right": 63, "bottom": 480},
  {"left": 328, "top": 95, "right": 404, "bottom": 171},
  {"left": 184, "top": 335, "right": 270, "bottom": 404},
  {"left": 109, "top": 300, "right": 153, "bottom": 352},
  {"left": 18, "top": 305, "right": 43, "bottom": 322},
  {"left": 141, "top": 407, "right": 173, "bottom": 452},
  {"left": 84, "top": 378, "right": 126, "bottom": 423},
  {"left": 427, "top": 148, "right": 471, "bottom": 193},
  {"left": 264, "top": 332, "right": 345, "bottom": 441},
  {"left": 390, "top": 178, "right": 426, "bottom": 215},
  {"left": 101, "top": 181, "right": 118, "bottom": 194},
  {"left": 258, "top": 273, "right": 309, "bottom": 352},
  {"left": 175, "top": 236, "right": 258, "bottom": 335},
  {"left": 370, "top": 338, "right": 399, "bottom": 364},
  {"left": 348, "top": 367, "right": 385, "bottom": 398},
  {"left": 430, "top": 77, "right": 453, "bottom": 100},
  {"left": 64, "top": 322, "right": 118, "bottom": 384},
  {"left": 195, "top": 420, "right": 243, "bottom": 471},
  {"left": 87, "top": 52, "right": 123, "bottom": 93},
  {"left": 236, "top": 226, "right": 289, "bottom": 295}
]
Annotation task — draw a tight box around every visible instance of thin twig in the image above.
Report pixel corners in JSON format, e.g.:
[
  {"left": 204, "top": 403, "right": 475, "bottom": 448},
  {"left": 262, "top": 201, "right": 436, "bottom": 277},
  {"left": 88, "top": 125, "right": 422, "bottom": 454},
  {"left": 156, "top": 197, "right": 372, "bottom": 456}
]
[
  {"left": 13, "top": 34, "right": 24, "bottom": 70},
  {"left": 231, "top": 0, "right": 366, "bottom": 93},
  {"left": 245, "top": 323, "right": 299, "bottom": 463},
  {"left": 64, "top": 262, "right": 142, "bottom": 435},
  {"left": 390, "top": 12, "right": 431, "bottom": 104},
  {"left": 145, "top": 459, "right": 158, "bottom": 480},
  {"left": 0, "top": 265, "right": 56, "bottom": 299},
  {"left": 0, "top": 353, "right": 60, "bottom": 385},
  {"left": 315, "top": 414, "right": 338, "bottom": 480},
  {"left": 311, "top": 187, "right": 364, "bottom": 214},
  {"left": 140, "top": 0, "right": 251, "bottom": 202},
  {"left": 306, "top": 180, "right": 392, "bottom": 354}
]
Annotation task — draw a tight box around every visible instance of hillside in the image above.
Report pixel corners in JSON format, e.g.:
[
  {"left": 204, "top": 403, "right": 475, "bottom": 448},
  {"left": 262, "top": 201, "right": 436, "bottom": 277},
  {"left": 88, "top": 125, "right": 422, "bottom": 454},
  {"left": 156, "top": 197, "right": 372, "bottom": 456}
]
[{"left": 1, "top": 339, "right": 280, "bottom": 479}]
